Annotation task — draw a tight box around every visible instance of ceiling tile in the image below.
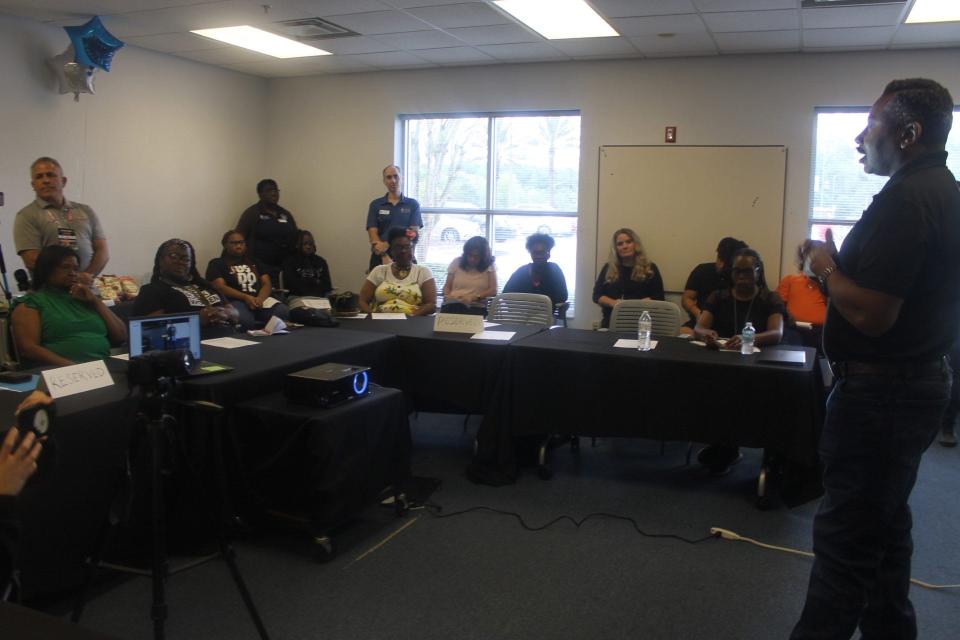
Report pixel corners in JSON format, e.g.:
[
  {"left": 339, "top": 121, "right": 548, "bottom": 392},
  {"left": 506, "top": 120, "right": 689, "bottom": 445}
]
[
  {"left": 175, "top": 46, "right": 270, "bottom": 64},
  {"left": 342, "top": 50, "right": 435, "bottom": 67},
  {"left": 289, "top": 0, "right": 391, "bottom": 16},
  {"left": 306, "top": 36, "right": 397, "bottom": 54},
  {"left": 892, "top": 22, "right": 960, "bottom": 47},
  {"left": 609, "top": 14, "right": 707, "bottom": 37},
  {"left": 324, "top": 9, "right": 431, "bottom": 34},
  {"left": 629, "top": 31, "right": 716, "bottom": 55},
  {"left": 224, "top": 55, "right": 375, "bottom": 77},
  {"left": 383, "top": 0, "right": 483, "bottom": 6},
  {"left": 549, "top": 36, "right": 638, "bottom": 58},
  {"left": 802, "top": 26, "right": 895, "bottom": 49},
  {"left": 702, "top": 9, "right": 799, "bottom": 33},
  {"left": 374, "top": 29, "right": 465, "bottom": 49},
  {"left": 412, "top": 45, "right": 496, "bottom": 63},
  {"left": 590, "top": 0, "right": 697, "bottom": 18},
  {"left": 801, "top": 5, "right": 906, "bottom": 30},
  {"left": 477, "top": 42, "right": 568, "bottom": 61},
  {"left": 446, "top": 24, "right": 540, "bottom": 45},
  {"left": 124, "top": 32, "right": 227, "bottom": 53},
  {"left": 694, "top": 0, "right": 795, "bottom": 10},
  {"left": 406, "top": 3, "right": 509, "bottom": 29},
  {"left": 714, "top": 29, "right": 800, "bottom": 52}
]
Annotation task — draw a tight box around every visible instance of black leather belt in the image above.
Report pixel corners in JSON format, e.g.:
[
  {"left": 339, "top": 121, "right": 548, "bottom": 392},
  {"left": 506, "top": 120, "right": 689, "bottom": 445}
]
[{"left": 832, "top": 358, "right": 946, "bottom": 378}]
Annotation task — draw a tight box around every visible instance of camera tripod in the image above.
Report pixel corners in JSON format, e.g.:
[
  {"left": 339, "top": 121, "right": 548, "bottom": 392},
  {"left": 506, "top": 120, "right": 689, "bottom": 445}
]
[{"left": 71, "top": 377, "right": 270, "bottom": 640}]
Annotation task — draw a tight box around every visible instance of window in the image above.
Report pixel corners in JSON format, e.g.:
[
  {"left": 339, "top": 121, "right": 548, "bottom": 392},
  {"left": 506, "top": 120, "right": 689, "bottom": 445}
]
[
  {"left": 809, "top": 108, "right": 960, "bottom": 247},
  {"left": 402, "top": 112, "right": 581, "bottom": 308}
]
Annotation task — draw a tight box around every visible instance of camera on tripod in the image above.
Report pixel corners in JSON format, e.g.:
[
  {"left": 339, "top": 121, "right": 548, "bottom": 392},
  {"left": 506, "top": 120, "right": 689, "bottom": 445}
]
[{"left": 128, "top": 348, "right": 195, "bottom": 388}]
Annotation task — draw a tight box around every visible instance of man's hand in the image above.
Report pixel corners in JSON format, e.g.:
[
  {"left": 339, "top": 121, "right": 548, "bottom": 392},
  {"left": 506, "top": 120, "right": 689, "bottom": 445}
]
[
  {"left": 374, "top": 241, "right": 389, "bottom": 255},
  {"left": 802, "top": 228, "right": 838, "bottom": 278},
  {"left": 0, "top": 427, "right": 42, "bottom": 496}
]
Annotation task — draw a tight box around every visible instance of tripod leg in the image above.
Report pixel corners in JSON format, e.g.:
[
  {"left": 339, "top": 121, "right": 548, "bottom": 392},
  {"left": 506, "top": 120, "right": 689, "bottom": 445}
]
[
  {"left": 220, "top": 541, "right": 271, "bottom": 640},
  {"left": 151, "top": 417, "right": 169, "bottom": 640}
]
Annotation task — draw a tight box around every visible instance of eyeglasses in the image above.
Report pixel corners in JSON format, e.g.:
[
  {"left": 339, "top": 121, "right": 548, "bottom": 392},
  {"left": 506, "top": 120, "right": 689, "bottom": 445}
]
[
  {"left": 164, "top": 252, "right": 191, "bottom": 262},
  {"left": 732, "top": 267, "right": 758, "bottom": 276}
]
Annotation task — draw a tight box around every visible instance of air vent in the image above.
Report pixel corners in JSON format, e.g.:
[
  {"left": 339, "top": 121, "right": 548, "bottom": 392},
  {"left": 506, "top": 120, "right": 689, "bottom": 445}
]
[
  {"left": 801, "top": 0, "right": 904, "bottom": 7},
  {"left": 273, "top": 17, "right": 359, "bottom": 41}
]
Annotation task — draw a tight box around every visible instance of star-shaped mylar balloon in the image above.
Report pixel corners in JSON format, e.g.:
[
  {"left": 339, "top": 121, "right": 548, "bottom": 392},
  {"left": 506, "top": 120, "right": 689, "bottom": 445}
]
[
  {"left": 47, "top": 45, "right": 96, "bottom": 101},
  {"left": 65, "top": 16, "right": 124, "bottom": 71}
]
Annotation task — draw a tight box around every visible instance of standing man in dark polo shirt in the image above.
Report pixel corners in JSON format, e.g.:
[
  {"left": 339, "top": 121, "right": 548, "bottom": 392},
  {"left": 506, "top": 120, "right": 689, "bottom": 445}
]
[
  {"left": 791, "top": 78, "right": 960, "bottom": 640},
  {"left": 14, "top": 157, "right": 109, "bottom": 284},
  {"left": 366, "top": 165, "right": 422, "bottom": 271},
  {"left": 236, "top": 178, "right": 298, "bottom": 287}
]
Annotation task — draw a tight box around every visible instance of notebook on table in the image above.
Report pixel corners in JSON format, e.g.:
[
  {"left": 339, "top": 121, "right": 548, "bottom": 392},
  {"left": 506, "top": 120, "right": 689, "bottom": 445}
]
[
  {"left": 128, "top": 312, "right": 233, "bottom": 377},
  {"left": 757, "top": 349, "right": 807, "bottom": 367}
]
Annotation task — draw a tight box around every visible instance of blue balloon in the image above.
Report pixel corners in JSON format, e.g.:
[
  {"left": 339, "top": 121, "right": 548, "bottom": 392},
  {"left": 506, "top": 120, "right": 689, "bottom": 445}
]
[{"left": 64, "top": 16, "right": 124, "bottom": 72}]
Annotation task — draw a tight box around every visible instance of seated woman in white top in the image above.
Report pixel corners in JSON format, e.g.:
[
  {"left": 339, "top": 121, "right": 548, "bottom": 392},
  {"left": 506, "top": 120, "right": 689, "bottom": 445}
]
[
  {"left": 359, "top": 227, "right": 436, "bottom": 316},
  {"left": 441, "top": 236, "right": 497, "bottom": 316}
]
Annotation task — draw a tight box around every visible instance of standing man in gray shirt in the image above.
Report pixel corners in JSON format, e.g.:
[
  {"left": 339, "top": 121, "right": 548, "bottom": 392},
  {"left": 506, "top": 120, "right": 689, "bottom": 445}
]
[{"left": 14, "top": 157, "right": 109, "bottom": 284}]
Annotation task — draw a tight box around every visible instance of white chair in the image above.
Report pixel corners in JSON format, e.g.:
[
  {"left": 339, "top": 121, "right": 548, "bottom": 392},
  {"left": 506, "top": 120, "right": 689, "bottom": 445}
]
[
  {"left": 608, "top": 300, "right": 682, "bottom": 337},
  {"left": 487, "top": 293, "right": 554, "bottom": 328}
]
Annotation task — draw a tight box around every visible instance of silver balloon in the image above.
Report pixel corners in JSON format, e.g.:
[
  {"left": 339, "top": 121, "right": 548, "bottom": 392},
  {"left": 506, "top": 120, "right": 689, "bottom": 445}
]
[{"left": 47, "top": 45, "right": 96, "bottom": 101}]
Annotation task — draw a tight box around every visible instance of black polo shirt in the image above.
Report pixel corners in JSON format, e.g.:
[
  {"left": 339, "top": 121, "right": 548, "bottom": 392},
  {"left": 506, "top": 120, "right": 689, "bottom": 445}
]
[
  {"left": 824, "top": 151, "right": 960, "bottom": 363},
  {"left": 365, "top": 194, "right": 422, "bottom": 238}
]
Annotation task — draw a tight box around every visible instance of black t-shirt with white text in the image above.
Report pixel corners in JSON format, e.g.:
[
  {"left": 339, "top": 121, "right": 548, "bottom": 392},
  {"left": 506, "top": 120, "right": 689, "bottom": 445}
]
[{"left": 206, "top": 258, "right": 264, "bottom": 296}]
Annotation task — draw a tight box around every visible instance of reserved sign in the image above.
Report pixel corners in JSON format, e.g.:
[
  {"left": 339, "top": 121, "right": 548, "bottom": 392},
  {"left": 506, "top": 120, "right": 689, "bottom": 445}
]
[
  {"left": 434, "top": 313, "right": 485, "bottom": 335},
  {"left": 41, "top": 360, "right": 114, "bottom": 399}
]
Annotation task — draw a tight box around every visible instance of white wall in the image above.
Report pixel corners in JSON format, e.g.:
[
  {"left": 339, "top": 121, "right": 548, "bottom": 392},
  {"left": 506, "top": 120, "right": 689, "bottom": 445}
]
[
  {"left": 265, "top": 49, "right": 959, "bottom": 328},
  {"left": 0, "top": 14, "right": 268, "bottom": 283}
]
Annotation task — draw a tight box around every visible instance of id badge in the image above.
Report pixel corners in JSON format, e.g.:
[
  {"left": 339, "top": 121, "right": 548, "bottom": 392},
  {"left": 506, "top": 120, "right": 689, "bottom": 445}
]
[
  {"left": 379, "top": 209, "right": 390, "bottom": 217},
  {"left": 57, "top": 227, "right": 78, "bottom": 249}
]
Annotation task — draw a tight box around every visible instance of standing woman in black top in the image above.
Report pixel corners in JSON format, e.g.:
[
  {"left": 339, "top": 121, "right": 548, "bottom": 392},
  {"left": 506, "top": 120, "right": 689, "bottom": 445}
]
[{"left": 592, "top": 228, "right": 665, "bottom": 329}]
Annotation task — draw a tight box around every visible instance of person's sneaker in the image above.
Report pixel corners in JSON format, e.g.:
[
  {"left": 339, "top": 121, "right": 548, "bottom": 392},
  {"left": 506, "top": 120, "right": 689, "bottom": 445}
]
[
  {"left": 941, "top": 425, "right": 958, "bottom": 447},
  {"left": 709, "top": 448, "right": 743, "bottom": 476}
]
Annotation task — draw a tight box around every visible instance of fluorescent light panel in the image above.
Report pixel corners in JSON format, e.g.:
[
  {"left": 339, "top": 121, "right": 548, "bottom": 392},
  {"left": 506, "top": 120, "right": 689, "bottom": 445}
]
[
  {"left": 191, "top": 26, "right": 330, "bottom": 58},
  {"left": 494, "top": 0, "right": 619, "bottom": 39},
  {"left": 906, "top": 0, "right": 960, "bottom": 24}
]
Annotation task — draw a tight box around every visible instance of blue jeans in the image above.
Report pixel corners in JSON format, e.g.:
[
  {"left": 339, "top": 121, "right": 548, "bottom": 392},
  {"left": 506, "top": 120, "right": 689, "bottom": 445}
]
[
  {"left": 790, "top": 364, "right": 950, "bottom": 639},
  {"left": 230, "top": 300, "right": 290, "bottom": 330}
]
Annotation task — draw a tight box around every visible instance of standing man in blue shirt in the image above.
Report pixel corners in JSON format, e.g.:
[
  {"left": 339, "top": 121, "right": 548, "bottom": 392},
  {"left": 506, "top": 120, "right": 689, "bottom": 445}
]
[{"left": 366, "top": 165, "right": 422, "bottom": 271}]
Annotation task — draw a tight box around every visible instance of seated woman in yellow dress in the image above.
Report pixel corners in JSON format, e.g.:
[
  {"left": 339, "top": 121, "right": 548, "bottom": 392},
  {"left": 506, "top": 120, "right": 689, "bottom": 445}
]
[{"left": 358, "top": 227, "right": 436, "bottom": 316}]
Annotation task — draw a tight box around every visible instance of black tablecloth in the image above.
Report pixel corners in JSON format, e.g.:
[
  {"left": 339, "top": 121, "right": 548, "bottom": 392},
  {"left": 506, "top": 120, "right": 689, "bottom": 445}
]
[
  {"left": 473, "top": 329, "right": 824, "bottom": 484},
  {"left": 0, "top": 382, "right": 134, "bottom": 600},
  {"left": 233, "top": 386, "right": 410, "bottom": 534},
  {"left": 336, "top": 316, "right": 546, "bottom": 413}
]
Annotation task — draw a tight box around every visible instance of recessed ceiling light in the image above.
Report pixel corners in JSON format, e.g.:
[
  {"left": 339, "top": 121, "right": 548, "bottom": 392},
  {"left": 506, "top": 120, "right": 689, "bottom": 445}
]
[
  {"left": 191, "top": 26, "right": 331, "bottom": 58},
  {"left": 906, "top": 0, "right": 960, "bottom": 24},
  {"left": 493, "top": 0, "right": 619, "bottom": 40}
]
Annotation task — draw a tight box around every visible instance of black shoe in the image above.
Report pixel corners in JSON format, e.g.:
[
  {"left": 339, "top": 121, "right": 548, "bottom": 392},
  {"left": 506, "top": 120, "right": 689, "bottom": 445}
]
[
  {"left": 941, "top": 425, "right": 958, "bottom": 447},
  {"left": 707, "top": 447, "right": 742, "bottom": 476}
]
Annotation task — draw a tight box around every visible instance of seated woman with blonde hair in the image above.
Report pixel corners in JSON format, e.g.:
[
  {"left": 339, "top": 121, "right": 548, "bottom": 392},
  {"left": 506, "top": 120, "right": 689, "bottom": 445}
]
[
  {"left": 12, "top": 246, "right": 127, "bottom": 367},
  {"left": 592, "top": 228, "right": 664, "bottom": 329}
]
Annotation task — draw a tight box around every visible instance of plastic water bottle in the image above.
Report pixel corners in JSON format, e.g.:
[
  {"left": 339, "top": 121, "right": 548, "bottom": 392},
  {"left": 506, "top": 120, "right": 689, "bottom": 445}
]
[
  {"left": 638, "top": 310, "right": 652, "bottom": 351},
  {"left": 741, "top": 321, "right": 755, "bottom": 355}
]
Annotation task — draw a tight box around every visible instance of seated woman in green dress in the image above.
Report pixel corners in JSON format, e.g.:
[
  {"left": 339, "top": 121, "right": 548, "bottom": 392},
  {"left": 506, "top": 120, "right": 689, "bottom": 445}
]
[{"left": 12, "top": 245, "right": 127, "bottom": 367}]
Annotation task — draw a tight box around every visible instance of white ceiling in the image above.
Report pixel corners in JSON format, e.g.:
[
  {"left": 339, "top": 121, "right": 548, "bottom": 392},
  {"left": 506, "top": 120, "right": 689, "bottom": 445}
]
[{"left": 1, "top": 0, "right": 958, "bottom": 78}]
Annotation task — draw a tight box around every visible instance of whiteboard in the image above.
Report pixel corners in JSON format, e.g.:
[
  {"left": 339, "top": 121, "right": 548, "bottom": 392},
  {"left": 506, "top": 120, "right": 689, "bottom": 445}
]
[{"left": 596, "top": 146, "right": 787, "bottom": 292}]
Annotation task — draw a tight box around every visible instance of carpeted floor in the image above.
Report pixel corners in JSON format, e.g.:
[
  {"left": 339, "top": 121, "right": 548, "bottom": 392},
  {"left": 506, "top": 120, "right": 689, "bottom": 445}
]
[{"left": 37, "top": 412, "right": 960, "bottom": 639}]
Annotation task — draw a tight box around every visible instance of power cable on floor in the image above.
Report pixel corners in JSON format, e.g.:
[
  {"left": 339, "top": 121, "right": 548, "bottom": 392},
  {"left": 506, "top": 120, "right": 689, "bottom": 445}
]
[{"left": 710, "top": 527, "right": 960, "bottom": 591}]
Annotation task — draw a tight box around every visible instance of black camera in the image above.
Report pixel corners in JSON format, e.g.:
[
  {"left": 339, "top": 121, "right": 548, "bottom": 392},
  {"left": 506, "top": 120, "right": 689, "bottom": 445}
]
[{"left": 128, "top": 348, "right": 195, "bottom": 387}]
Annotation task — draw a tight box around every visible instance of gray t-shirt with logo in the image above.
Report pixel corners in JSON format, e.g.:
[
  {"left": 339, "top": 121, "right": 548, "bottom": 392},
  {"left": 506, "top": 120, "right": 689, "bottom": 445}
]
[{"left": 14, "top": 198, "right": 106, "bottom": 271}]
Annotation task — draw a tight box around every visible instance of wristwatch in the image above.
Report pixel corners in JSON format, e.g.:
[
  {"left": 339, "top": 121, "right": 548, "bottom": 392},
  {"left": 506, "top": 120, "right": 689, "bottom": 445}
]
[{"left": 818, "top": 264, "right": 838, "bottom": 288}]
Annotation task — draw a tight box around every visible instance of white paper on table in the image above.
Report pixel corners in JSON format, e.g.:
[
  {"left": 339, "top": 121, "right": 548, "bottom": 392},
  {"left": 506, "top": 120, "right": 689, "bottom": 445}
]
[
  {"left": 796, "top": 321, "right": 813, "bottom": 330},
  {"left": 301, "top": 298, "right": 331, "bottom": 310},
  {"left": 689, "top": 340, "right": 760, "bottom": 353},
  {"left": 614, "top": 339, "right": 659, "bottom": 349},
  {"left": 372, "top": 312, "right": 407, "bottom": 320},
  {"left": 262, "top": 296, "right": 281, "bottom": 309},
  {"left": 470, "top": 330, "right": 515, "bottom": 341},
  {"left": 202, "top": 337, "right": 259, "bottom": 349},
  {"left": 482, "top": 321, "right": 500, "bottom": 328},
  {"left": 41, "top": 360, "right": 114, "bottom": 399},
  {"left": 111, "top": 353, "right": 130, "bottom": 361}
]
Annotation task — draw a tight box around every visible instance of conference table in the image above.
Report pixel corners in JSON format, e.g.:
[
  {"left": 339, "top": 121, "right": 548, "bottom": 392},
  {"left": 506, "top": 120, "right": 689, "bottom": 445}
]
[
  {"left": 8, "top": 320, "right": 825, "bottom": 598},
  {"left": 472, "top": 328, "right": 825, "bottom": 501}
]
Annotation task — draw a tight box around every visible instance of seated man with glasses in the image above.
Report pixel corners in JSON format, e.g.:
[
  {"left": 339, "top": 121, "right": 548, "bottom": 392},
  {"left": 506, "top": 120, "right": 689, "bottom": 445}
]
[
  {"left": 133, "top": 238, "right": 239, "bottom": 332},
  {"left": 694, "top": 247, "right": 786, "bottom": 475}
]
